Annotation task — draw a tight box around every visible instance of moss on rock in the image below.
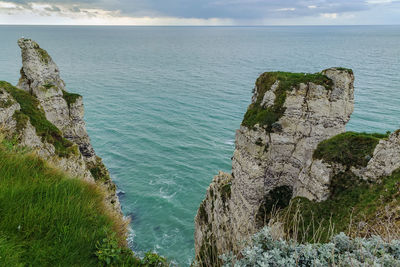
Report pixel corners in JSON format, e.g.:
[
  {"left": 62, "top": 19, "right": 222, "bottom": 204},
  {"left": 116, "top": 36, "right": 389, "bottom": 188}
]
[
  {"left": 242, "top": 71, "right": 333, "bottom": 130},
  {"left": 281, "top": 169, "right": 400, "bottom": 243},
  {"left": 32, "top": 42, "right": 50, "bottom": 64},
  {"left": 62, "top": 90, "right": 81, "bottom": 108},
  {"left": 335, "top": 67, "right": 354, "bottom": 75},
  {"left": 0, "top": 96, "right": 14, "bottom": 109},
  {"left": 12, "top": 110, "right": 29, "bottom": 133},
  {"left": 313, "top": 131, "right": 389, "bottom": 167},
  {"left": 0, "top": 81, "right": 75, "bottom": 157},
  {"left": 220, "top": 182, "right": 232, "bottom": 204}
]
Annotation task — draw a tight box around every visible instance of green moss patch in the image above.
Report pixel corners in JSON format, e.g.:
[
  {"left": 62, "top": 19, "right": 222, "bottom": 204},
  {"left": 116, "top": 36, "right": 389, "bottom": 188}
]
[
  {"left": 220, "top": 182, "right": 232, "bottom": 204},
  {"left": 0, "top": 81, "right": 75, "bottom": 157},
  {"left": 242, "top": 72, "right": 333, "bottom": 130},
  {"left": 0, "top": 94, "right": 14, "bottom": 108},
  {"left": 62, "top": 90, "right": 81, "bottom": 108},
  {"left": 335, "top": 67, "right": 354, "bottom": 75},
  {"left": 12, "top": 110, "right": 29, "bottom": 133},
  {"left": 42, "top": 83, "right": 54, "bottom": 89},
  {"left": 32, "top": 42, "right": 50, "bottom": 64},
  {"left": 313, "top": 131, "right": 389, "bottom": 167},
  {"left": 281, "top": 169, "right": 400, "bottom": 243},
  {"left": 89, "top": 156, "right": 112, "bottom": 183}
]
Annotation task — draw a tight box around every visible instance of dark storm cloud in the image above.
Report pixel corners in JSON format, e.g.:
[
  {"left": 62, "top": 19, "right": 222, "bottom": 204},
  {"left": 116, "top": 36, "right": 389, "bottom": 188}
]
[{"left": 0, "top": 0, "right": 374, "bottom": 18}]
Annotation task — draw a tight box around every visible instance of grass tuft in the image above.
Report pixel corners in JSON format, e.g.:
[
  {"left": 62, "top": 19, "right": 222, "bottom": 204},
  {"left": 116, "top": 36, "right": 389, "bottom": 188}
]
[{"left": 62, "top": 90, "right": 81, "bottom": 108}]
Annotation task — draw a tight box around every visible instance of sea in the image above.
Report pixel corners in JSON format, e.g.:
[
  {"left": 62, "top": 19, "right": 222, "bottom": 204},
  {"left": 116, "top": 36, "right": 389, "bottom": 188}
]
[{"left": 0, "top": 25, "right": 399, "bottom": 266}]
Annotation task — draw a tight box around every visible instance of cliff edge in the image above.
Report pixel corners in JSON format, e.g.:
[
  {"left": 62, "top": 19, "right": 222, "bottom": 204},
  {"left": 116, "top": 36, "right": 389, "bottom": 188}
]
[
  {"left": 194, "top": 68, "right": 400, "bottom": 265},
  {"left": 0, "top": 38, "right": 120, "bottom": 213}
]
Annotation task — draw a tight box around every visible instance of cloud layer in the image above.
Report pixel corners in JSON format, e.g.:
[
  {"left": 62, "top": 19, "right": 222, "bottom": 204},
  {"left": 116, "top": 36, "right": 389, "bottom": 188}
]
[{"left": 0, "top": 0, "right": 399, "bottom": 25}]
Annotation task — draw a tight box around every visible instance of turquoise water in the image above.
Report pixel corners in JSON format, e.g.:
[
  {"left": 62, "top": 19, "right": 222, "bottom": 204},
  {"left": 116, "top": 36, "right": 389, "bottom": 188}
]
[{"left": 1, "top": 26, "right": 400, "bottom": 265}]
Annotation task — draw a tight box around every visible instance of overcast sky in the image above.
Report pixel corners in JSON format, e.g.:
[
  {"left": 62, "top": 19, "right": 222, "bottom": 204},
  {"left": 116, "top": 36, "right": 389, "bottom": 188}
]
[{"left": 0, "top": 0, "right": 399, "bottom": 25}]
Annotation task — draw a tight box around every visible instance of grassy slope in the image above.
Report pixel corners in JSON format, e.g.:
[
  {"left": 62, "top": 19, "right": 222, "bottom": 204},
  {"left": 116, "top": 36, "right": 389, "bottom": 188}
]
[
  {"left": 279, "top": 131, "right": 399, "bottom": 244},
  {"left": 0, "top": 141, "right": 132, "bottom": 266}
]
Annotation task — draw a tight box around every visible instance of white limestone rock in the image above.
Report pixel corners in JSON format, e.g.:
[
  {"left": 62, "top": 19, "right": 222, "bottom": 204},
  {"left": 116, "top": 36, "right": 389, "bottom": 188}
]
[
  {"left": 195, "top": 68, "right": 355, "bottom": 262},
  {"left": 363, "top": 130, "right": 400, "bottom": 181},
  {"left": 0, "top": 39, "right": 121, "bottom": 213}
]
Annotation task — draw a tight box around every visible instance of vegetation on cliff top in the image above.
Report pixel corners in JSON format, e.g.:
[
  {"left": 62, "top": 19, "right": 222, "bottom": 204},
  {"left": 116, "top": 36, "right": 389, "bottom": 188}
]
[
  {"left": 313, "top": 131, "right": 389, "bottom": 167},
  {"left": 278, "top": 169, "right": 400, "bottom": 244},
  {"left": 31, "top": 41, "right": 50, "bottom": 64},
  {"left": 0, "top": 138, "right": 130, "bottom": 265},
  {"left": 0, "top": 138, "right": 168, "bottom": 266},
  {"left": 275, "top": 131, "right": 398, "bottom": 245},
  {"left": 242, "top": 71, "right": 333, "bottom": 130},
  {"left": 0, "top": 81, "right": 77, "bottom": 157},
  {"left": 62, "top": 89, "right": 81, "bottom": 108}
]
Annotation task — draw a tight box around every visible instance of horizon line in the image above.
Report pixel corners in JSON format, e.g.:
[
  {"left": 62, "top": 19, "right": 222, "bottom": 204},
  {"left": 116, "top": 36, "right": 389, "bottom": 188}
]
[{"left": 0, "top": 24, "right": 399, "bottom": 27}]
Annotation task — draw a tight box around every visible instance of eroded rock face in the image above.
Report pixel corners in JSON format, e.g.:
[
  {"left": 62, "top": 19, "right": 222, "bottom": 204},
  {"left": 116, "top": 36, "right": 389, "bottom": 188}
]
[
  {"left": 17, "top": 38, "right": 96, "bottom": 163},
  {"left": 194, "top": 68, "right": 355, "bottom": 264},
  {"left": 0, "top": 39, "right": 120, "bottom": 213},
  {"left": 363, "top": 130, "right": 400, "bottom": 181}
]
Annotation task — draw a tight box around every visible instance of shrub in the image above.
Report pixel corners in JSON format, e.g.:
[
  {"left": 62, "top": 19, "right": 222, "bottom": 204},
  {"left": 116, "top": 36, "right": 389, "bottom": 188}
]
[
  {"left": 221, "top": 227, "right": 400, "bottom": 266},
  {"left": 141, "top": 251, "right": 168, "bottom": 266}
]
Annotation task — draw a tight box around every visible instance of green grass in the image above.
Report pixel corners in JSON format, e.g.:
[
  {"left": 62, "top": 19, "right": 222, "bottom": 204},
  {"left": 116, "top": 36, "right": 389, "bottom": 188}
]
[
  {"left": 0, "top": 95, "right": 14, "bottom": 108},
  {"left": 42, "top": 83, "right": 54, "bottom": 89},
  {"left": 313, "top": 131, "right": 389, "bottom": 167},
  {"left": 62, "top": 90, "right": 81, "bottom": 108},
  {"left": 0, "top": 235, "right": 23, "bottom": 266},
  {"left": 0, "top": 142, "right": 129, "bottom": 266},
  {"left": 0, "top": 81, "right": 76, "bottom": 157},
  {"left": 32, "top": 42, "right": 50, "bottom": 64},
  {"left": 279, "top": 130, "right": 396, "bottom": 244},
  {"left": 282, "top": 169, "right": 400, "bottom": 243},
  {"left": 335, "top": 67, "right": 354, "bottom": 75},
  {"left": 12, "top": 111, "right": 29, "bottom": 133},
  {"left": 242, "top": 72, "right": 333, "bottom": 130}
]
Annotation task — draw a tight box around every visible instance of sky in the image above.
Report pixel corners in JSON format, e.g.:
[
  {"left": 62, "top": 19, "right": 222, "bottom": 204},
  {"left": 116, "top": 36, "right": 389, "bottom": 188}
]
[{"left": 0, "top": 0, "right": 399, "bottom": 25}]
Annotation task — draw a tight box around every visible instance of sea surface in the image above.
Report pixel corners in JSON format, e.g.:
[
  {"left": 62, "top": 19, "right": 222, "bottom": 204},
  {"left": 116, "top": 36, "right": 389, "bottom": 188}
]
[{"left": 0, "top": 26, "right": 399, "bottom": 265}]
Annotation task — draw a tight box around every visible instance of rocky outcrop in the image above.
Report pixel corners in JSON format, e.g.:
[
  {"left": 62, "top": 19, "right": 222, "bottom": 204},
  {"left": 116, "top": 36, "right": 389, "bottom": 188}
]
[
  {"left": 194, "top": 68, "right": 356, "bottom": 265},
  {"left": 363, "top": 130, "right": 400, "bottom": 181},
  {"left": 17, "top": 38, "right": 96, "bottom": 163},
  {"left": 195, "top": 67, "right": 400, "bottom": 265},
  {"left": 0, "top": 39, "right": 120, "bottom": 213}
]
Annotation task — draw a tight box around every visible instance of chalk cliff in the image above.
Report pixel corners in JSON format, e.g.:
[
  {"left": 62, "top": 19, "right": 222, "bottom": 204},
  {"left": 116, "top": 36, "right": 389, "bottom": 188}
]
[
  {"left": 0, "top": 39, "right": 120, "bottom": 213},
  {"left": 194, "top": 68, "right": 400, "bottom": 265}
]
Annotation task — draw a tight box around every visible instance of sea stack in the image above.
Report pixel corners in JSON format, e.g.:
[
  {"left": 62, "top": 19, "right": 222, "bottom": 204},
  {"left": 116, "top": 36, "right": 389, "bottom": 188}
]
[
  {"left": 1, "top": 39, "right": 121, "bottom": 213},
  {"left": 194, "top": 68, "right": 356, "bottom": 265}
]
